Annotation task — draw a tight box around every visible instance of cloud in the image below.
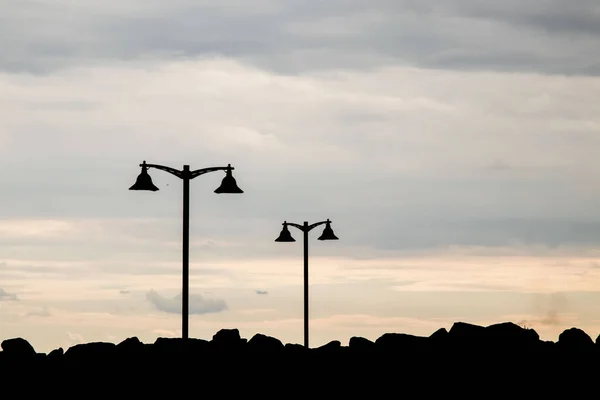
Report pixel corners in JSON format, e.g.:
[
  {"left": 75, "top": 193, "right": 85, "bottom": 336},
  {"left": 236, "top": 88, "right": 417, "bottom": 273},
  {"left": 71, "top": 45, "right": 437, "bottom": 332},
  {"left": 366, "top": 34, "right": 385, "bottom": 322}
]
[
  {"left": 0, "top": 58, "right": 599, "bottom": 255},
  {"left": 146, "top": 289, "right": 228, "bottom": 315},
  {"left": 67, "top": 331, "right": 85, "bottom": 344},
  {"left": 119, "top": 290, "right": 130, "bottom": 294},
  {"left": 256, "top": 290, "right": 268, "bottom": 295},
  {"left": 487, "top": 159, "right": 512, "bottom": 171},
  {"left": 521, "top": 310, "right": 562, "bottom": 327},
  {"left": 1, "top": 0, "right": 599, "bottom": 75},
  {"left": 0, "top": 287, "right": 18, "bottom": 301},
  {"left": 26, "top": 308, "right": 51, "bottom": 317},
  {"left": 153, "top": 329, "right": 180, "bottom": 338}
]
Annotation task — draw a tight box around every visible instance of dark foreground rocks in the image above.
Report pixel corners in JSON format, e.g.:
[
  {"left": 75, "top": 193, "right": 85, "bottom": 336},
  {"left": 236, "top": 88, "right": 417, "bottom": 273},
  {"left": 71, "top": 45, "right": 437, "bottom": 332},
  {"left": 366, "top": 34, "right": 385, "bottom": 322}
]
[{"left": 1, "top": 322, "right": 599, "bottom": 392}]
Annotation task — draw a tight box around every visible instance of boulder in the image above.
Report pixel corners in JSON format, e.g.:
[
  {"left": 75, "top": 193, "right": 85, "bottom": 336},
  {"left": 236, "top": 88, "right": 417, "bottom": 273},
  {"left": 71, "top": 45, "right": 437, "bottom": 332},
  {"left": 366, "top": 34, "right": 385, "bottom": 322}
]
[
  {"left": 375, "top": 333, "right": 428, "bottom": 353},
  {"left": 48, "top": 347, "right": 64, "bottom": 359},
  {"left": 64, "top": 342, "right": 116, "bottom": 360},
  {"left": 349, "top": 336, "right": 375, "bottom": 350},
  {"left": 313, "top": 340, "right": 342, "bottom": 354},
  {"left": 485, "top": 322, "right": 540, "bottom": 351},
  {"left": 248, "top": 333, "right": 284, "bottom": 352},
  {"left": 1, "top": 338, "right": 36, "bottom": 357},
  {"left": 558, "top": 327, "right": 594, "bottom": 351}
]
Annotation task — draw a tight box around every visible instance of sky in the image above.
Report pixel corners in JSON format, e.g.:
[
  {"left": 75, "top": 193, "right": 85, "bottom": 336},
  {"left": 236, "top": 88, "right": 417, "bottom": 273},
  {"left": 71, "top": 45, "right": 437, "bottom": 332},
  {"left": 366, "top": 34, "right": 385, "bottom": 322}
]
[{"left": 1, "top": 0, "right": 600, "bottom": 353}]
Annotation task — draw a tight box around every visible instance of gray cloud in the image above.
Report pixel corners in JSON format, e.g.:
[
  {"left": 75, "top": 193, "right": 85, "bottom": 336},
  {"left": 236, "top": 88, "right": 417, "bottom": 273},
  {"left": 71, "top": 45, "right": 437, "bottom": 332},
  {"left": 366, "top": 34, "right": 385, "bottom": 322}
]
[
  {"left": 256, "top": 290, "right": 268, "bottom": 295},
  {"left": 146, "top": 289, "right": 228, "bottom": 314},
  {"left": 1, "top": 0, "right": 599, "bottom": 75},
  {"left": 0, "top": 287, "right": 18, "bottom": 301},
  {"left": 0, "top": 4, "right": 598, "bottom": 259},
  {"left": 358, "top": 218, "right": 600, "bottom": 251},
  {"left": 446, "top": 0, "right": 600, "bottom": 36},
  {"left": 3, "top": 1, "right": 600, "bottom": 349},
  {"left": 517, "top": 292, "right": 569, "bottom": 327},
  {"left": 26, "top": 308, "right": 51, "bottom": 317},
  {"left": 0, "top": 256, "right": 233, "bottom": 281},
  {"left": 487, "top": 159, "right": 512, "bottom": 171}
]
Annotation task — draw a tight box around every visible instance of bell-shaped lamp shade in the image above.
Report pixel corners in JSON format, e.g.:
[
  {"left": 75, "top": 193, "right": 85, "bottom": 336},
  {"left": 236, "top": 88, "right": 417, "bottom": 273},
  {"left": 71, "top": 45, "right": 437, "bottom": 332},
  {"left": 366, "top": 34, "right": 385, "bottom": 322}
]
[
  {"left": 129, "top": 162, "right": 159, "bottom": 191},
  {"left": 215, "top": 165, "right": 244, "bottom": 194},
  {"left": 275, "top": 223, "right": 296, "bottom": 242},
  {"left": 318, "top": 221, "right": 339, "bottom": 241}
]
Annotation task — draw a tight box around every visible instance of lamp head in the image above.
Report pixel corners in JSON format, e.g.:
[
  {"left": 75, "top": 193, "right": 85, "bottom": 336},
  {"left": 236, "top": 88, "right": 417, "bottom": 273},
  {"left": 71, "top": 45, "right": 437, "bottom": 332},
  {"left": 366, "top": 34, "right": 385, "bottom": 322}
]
[
  {"left": 129, "top": 161, "right": 159, "bottom": 191},
  {"left": 275, "top": 222, "right": 296, "bottom": 242},
  {"left": 215, "top": 164, "right": 244, "bottom": 194},
  {"left": 317, "top": 219, "right": 339, "bottom": 241}
]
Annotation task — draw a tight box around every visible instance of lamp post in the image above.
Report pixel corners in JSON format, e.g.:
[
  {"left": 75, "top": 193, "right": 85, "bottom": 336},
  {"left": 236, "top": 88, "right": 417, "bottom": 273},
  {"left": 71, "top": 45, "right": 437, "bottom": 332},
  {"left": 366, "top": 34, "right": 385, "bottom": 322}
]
[
  {"left": 129, "top": 160, "right": 243, "bottom": 340},
  {"left": 275, "top": 219, "right": 339, "bottom": 348}
]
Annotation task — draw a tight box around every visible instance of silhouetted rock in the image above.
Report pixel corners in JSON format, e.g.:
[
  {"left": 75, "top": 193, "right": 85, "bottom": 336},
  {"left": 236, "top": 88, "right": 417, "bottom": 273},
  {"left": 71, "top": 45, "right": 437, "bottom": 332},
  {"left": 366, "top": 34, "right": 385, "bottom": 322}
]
[
  {"left": 2, "top": 322, "right": 600, "bottom": 381},
  {"left": 314, "top": 340, "right": 341, "bottom": 352},
  {"left": 154, "top": 336, "right": 184, "bottom": 350},
  {"left": 248, "top": 333, "right": 284, "bottom": 352},
  {"left": 485, "top": 322, "right": 540, "bottom": 351},
  {"left": 429, "top": 327, "right": 449, "bottom": 345},
  {"left": 152, "top": 337, "right": 209, "bottom": 357},
  {"left": 117, "top": 336, "right": 142, "bottom": 350},
  {"left": 539, "top": 340, "right": 557, "bottom": 351},
  {"left": 64, "top": 342, "right": 116, "bottom": 361},
  {"left": 1, "top": 337, "right": 36, "bottom": 356},
  {"left": 48, "top": 347, "right": 64, "bottom": 359},
  {"left": 284, "top": 343, "right": 306, "bottom": 354},
  {"left": 558, "top": 328, "right": 594, "bottom": 351},
  {"left": 429, "top": 327, "right": 448, "bottom": 340},
  {"left": 213, "top": 328, "right": 241, "bottom": 343},
  {"left": 313, "top": 340, "right": 343, "bottom": 359},
  {"left": 211, "top": 328, "right": 246, "bottom": 351},
  {"left": 375, "top": 333, "right": 428, "bottom": 353},
  {"left": 349, "top": 336, "right": 375, "bottom": 350},
  {"left": 448, "top": 321, "right": 487, "bottom": 340},
  {"left": 487, "top": 321, "right": 539, "bottom": 339},
  {"left": 115, "top": 337, "right": 146, "bottom": 360}
]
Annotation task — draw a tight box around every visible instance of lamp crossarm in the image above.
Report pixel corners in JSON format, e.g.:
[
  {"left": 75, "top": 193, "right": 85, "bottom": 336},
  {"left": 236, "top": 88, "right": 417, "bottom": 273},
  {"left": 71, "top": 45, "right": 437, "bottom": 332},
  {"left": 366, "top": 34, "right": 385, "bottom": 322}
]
[
  {"left": 285, "top": 222, "right": 305, "bottom": 232},
  {"left": 189, "top": 166, "right": 232, "bottom": 180},
  {"left": 141, "top": 164, "right": 233, "bottom": 180},
  {"left": 307, "top": 220, "right": 329, "bottom": 231},
  {"left": 285, "top": 220, "right": 330, "bottom": 233},
  {"left": 142, "top": 163, "right": 183, "bottom": 179}
]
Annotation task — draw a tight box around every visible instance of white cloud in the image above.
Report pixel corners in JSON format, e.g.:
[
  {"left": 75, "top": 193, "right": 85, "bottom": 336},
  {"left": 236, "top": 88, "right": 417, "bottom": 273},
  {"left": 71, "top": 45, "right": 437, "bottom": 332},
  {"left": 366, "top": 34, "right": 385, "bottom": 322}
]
[
  {"left": 0, "top": 59, "right": 598, "bottom": 259},
  {"left": 66, "top": 331, "right": 84, "bottom": 345},
  {"left": 25, "top": 307, "right": 51, "bottom": 317},
  {"left": 0, "top": 219, "right": 73, "bottom": 239},
  {"left": 146, "top": 289, "right": 228, "bottom": 315},
  {"left": 153, "top": 329, "right": 180, "bottom": 338},
  {"left": 0, "top": 287, "right": 18, "bottom": 301}
]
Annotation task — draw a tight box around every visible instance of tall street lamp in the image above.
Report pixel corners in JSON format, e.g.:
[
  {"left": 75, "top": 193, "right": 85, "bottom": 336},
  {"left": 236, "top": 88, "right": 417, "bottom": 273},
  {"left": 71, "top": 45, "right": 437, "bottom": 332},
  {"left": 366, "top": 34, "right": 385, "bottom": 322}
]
[
  {"left": 129, "top": 160, "right": 243, "bottom": 340},
  {"left": 275, "top": 219, "right": 339, "bottom": 348}
]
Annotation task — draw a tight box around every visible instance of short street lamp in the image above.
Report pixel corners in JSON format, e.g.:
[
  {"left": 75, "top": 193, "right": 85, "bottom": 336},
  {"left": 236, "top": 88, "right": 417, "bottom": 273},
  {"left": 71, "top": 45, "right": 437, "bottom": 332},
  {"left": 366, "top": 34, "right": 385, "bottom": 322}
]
[
  {"left": 129, "top": 160, "right": 243, "bottom": 339},
  {"left": 275, "top": 219, "right": 339, "bottom": 348}
]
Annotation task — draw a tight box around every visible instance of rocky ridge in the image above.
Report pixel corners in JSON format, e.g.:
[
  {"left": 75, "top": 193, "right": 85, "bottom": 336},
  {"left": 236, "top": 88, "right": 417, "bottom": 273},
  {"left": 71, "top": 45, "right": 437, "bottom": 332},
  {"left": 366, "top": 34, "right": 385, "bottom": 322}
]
[{"left": 2, "top": 321, "right": 599, "bottom": 387}]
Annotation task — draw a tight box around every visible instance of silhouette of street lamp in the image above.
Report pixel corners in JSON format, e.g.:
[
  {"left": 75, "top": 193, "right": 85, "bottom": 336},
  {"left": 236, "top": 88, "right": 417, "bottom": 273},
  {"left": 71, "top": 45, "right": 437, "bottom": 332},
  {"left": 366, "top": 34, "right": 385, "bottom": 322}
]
[
  {"left": 275, "top": 219, "right": 339, "bottom": 348},
  {"left": 129, "top": 160, "right": 243, "bottom": 340}
]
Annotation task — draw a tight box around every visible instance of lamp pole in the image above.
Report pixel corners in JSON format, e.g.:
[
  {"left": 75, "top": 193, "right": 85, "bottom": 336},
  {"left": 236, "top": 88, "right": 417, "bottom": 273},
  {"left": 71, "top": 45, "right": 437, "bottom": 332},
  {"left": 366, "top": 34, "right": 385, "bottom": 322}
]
[
  {"left": 275, "top": 219, "right": 339, "bottom": 348},
  {"left": 182, "top": 165, "right": 190, "bottom": 336},
  {"left": 130, "top": 161, "right": 243, "bottom": 340},
  {"left": 303, "top": 223, "right": 309, "bottom": 349}
]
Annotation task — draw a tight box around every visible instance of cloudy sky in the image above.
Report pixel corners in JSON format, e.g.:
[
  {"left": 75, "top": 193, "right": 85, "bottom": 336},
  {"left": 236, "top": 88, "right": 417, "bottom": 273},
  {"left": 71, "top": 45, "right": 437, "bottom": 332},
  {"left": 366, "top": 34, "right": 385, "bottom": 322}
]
[{"left": 2, "top": 0, "right": 600, "bottom": 353}]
